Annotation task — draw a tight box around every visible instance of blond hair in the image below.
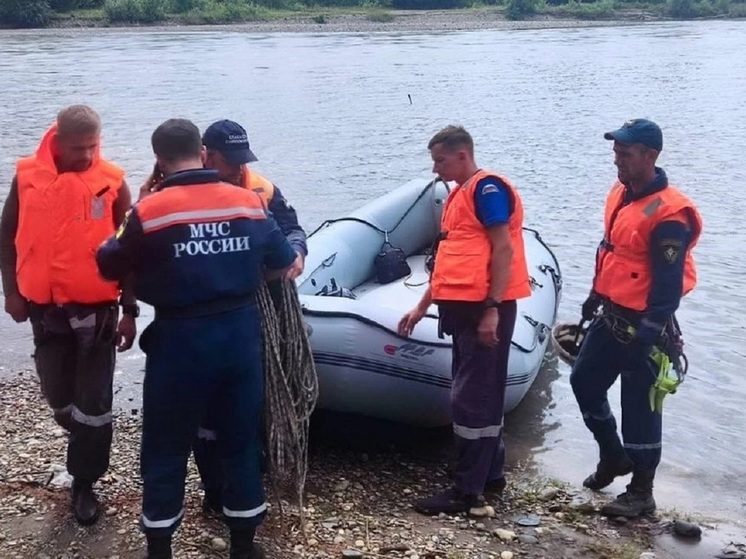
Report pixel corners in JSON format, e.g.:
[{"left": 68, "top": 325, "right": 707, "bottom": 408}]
[{"left": 57, "top": 105, "right": 101, "bottom": 138}]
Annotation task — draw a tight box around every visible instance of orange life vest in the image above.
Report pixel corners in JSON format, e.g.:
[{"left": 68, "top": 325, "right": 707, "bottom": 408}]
[
  {"left": 593, "top": 181, "right": 702, "bottom": 312},
  {"left": 15, "top": 126, "right": 124, "bottom": 305},
  {"left": 240, "top": 166, "right": 275, "bottom": 206},
  {"left": 431, "top": 170, "right": 531, "bottom": 302}
]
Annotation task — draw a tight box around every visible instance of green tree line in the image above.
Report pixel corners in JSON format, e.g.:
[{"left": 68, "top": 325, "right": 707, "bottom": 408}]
[{"left": 1, "top": 0, "right": 744, "bottom": 27}]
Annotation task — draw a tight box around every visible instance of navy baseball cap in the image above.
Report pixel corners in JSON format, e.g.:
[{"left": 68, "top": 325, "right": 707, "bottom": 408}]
[
  {"left": 202, "top": 120, "right": 258, "bottom": 164},
  {"left": 604, "top": 118, "right": 663, "bottom": 152}
]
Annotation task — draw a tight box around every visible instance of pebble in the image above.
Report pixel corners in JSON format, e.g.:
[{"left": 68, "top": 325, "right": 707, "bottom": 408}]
[
  {"left": 612, "top": 515, "right": 628, "bottom": 525},
  {"left": 639, "top": 552, "right": 656, "bottom": 559},
  {"left": 308, "top": 538, "right": 319, "bottom": 546},
  {"left": 333, "top": 536, "right": 346, "bottom": 545},
  {"left": 334, "top": 480, "right": 350, "bottom": 492},
  {"left": 518, "top": 535, "right": 539, "bottom": 544},
  {"left": 105, "top": 507, "right": 118, "bottom": 517},
  {"left": 469, "top": 505, "right": 496, "bottom": 518},
  {"left": 672, "top": 519, "right": 702, "bottom": 539},
  {"left": 516, "top": 514, "right": 541, "bottom": 527},
  {"left": 569, "top": 497, "right": 595, "bottom": 513},
  {"left": 342, "top": 550, "right": 364, "bottom": 559},
  {"left": 540, "top": 487, "right": 560, "bottom": 500},
  {"left": 500, "top": 552, "right": 514, "bottom": 559},
  {"left": 211, "top": 537, "right": 227, "bottom": 551},
  {"left": 354, "top": 539, "right": 365, "bottom": 547},
  {"left": 493, "top": 528, "right": 516, "bottom": 541},
  {"left": 715, "top": 545, "right": 746, "bottom": 559}
]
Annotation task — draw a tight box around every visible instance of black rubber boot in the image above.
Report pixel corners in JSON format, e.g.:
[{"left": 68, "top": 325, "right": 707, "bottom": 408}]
[
  {"left": 484, "top": 476, "right": 507, "bottom": 497},
  {"left": 72, "top": 479, "right": 100, "bottom": 526},
  {"left": 583, "top": 454, "right": 634, "bottom": 491},
  {"left": 146, "top": 534, "right": 173, "bottom": 559},
  {"left": 230, "top": 527, "right": 265, "bottom": 559},
  {"left": 601, "top": 470, "right": 656, "bottom": 518},
  {"left": 202, "top": 491, "right": 223, "bottom": 518},
  {"left": 414, "top": 487, "right": 484, "bottom": 516}
]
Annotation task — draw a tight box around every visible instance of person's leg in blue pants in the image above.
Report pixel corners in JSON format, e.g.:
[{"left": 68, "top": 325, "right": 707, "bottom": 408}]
[
  {"left": 571, "top": 318, "right": 660, "bottom": 516},
  {"left": 570, "top": 318, "right": 628, "bottom": 468}
]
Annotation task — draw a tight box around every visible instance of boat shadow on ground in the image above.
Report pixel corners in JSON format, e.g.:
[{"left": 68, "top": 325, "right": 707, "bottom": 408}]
[{"left": 306, "top": 351, "right": 563, "bottom": 480}]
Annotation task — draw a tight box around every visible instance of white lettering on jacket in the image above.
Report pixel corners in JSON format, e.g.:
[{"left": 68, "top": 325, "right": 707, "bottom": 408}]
[{"left": 174, "top": 221, "right": 250, "bottom": 258}]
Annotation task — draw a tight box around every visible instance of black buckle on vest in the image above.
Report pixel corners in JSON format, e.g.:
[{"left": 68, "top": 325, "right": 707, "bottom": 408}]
[{"left": 599, "top": 239, "right": 615, "bottom": 251}]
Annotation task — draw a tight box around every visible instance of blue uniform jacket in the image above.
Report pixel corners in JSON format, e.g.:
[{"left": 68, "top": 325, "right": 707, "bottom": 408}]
[{"left": 96, "top": 169, "right": 296, "bottom": 310}]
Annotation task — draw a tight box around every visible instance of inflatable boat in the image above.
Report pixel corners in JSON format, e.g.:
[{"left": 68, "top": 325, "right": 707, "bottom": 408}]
[{"left": 297, "top": 177, "right": 561, "bottom": 427}]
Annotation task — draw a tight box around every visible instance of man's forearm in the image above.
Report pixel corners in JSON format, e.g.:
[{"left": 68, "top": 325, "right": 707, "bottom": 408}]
[
  {"left": 119, "top": 272, "right": 137, "bottom": 305},
  {"left": 0, "top": 178, "right": 20, "bottom": 297},
  {"left": 488, "top": 246, "right": 513, "bottom": 301},
  {"left": 418, "top": 286, "right": 433, "bottom": 310}
]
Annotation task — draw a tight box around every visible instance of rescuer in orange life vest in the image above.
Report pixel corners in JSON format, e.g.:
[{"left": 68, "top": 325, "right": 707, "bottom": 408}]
[
  {"left": 399, "top": 125, "right": 532, "bottom": 515},
  {"left": 571, "top": 119, "right": 702, "bottom": 518},
  {"left": 0, "top": 105, "right": 137, "bottom": 525}
]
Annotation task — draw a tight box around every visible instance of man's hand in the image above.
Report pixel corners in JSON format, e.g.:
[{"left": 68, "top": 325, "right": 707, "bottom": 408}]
[
  {"left": 581, "top": 291, "right": 602, "bottom": 321},
  {"left": 4, "top": 292, "right": 29, "bottom": 323},
  {"left": 477, "top": 307, "right": 500, "bottom": 347},
  {"left": 116, "top": 314, "right": 137, "bottom": 352},
  {"left": 137, "top": 169, "right": 163, "bottom": 201},
  {"left": 284, "top": 252, "right": 305, "bottom": 281},
  {"left": 398, "top": 304, "right": 428, "bottom": 337}
]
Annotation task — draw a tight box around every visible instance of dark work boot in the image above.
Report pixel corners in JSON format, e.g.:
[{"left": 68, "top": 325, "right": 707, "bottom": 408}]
[
  {"left": 146, "top": 534, "right": 173, "bottom": 559},
  {"left": 583, "top": 454, "right": 634, "bottom": 491},
  {"left": 414, "top": 487, "right": 484, "bottom": 516},
  {"left": 72, "top": 479, "right": 100, "bottom": 526},
  {"left": 230, "top": 527, "right": 265, "bottom": 559},
  {"left": 601, "top": 470, "right": 656, "bottom": 518},
  {"left": 202, "top": 491, "right": 223, "bottom": 519},
  {"left": 484, "top": 476, "right": 507, "bottom": 497}
]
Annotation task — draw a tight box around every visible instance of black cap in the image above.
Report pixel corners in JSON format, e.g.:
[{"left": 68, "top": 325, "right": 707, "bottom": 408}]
[
  {"left": 604, "top": 118, "right": 663, "bottom": 152},
  {"left": 202, "top": 119, "right": 258, "bottom": 165}
]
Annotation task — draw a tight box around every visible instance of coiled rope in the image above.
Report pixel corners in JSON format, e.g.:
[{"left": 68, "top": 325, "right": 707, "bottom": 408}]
[{"left": 257, "top": 280, "right": 318, "bottom": 527}]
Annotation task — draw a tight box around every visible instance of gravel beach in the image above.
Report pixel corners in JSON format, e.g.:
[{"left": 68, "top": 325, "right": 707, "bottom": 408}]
[{"left": 4, "top": 370, "right": 738, "bottom": 559}]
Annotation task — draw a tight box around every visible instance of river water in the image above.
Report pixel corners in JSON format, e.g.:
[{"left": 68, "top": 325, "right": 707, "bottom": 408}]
[{"left": 1, "top": 21, "right": 744, "bottom": 535}]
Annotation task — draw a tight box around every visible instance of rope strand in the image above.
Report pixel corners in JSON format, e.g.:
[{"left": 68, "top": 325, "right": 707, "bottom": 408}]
[{"left": 258, "top": 280, "right": 318, "bottom": 528}]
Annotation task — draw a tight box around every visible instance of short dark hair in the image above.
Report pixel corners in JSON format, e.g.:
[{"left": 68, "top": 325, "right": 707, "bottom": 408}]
[
  {"left": 151, "top": 119, "right": 202, "bottom": 163},
  {"left": 428, "top": 125, "right": 474, "bottom": 154}
]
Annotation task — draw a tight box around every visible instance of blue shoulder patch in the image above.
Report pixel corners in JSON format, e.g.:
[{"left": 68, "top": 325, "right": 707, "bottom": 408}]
[{"left": 480, "top": 181, "right": 502, "bottom": 195}]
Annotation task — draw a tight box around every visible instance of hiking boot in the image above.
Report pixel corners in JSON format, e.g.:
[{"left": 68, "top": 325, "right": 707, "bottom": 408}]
[
  {"left": 230, "top": 528, "right": 265, "bottom": 559},
  {"left": 414, "top": 487, "right": 484, "bottom": 516},
  {"left": 583, "top": 455, "right": 634, "bottom": 491},
  {"left": 600, "top": 489, "right": 656, "bottom": 517},
  {"left": 72, "top": 480, "right": 100, "bottom": 526},
  {"left": 146, "top": 534, "right": 173, "bottom": 559},
  {"left": 484, "top": 477, "right": 507, "bottom": 497}
]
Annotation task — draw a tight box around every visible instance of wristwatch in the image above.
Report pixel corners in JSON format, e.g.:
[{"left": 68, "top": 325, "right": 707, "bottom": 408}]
[
  {"left": 121, "top": 303, "right": 140, "bottom": 318},
  {"left": 483, "top": 298, "right": 501, "bottom": 310}
]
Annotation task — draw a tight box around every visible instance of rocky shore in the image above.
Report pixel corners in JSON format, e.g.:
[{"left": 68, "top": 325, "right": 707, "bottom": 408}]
[
  {"left": 36, "top": 8, "right": 668, "bottom": 34},
  {"left": 1, "top": 371, "right": 743, "bottom": 559}
]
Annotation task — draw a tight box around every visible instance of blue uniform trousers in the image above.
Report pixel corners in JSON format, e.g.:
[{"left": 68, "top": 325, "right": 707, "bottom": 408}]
[
  {"left": 570, "top": 317, "right": 662, "bottom": 472},
  {"left": 444, "top": 301, "right": 517, "bottom": 496},
  {"left": 139, "top": 305, "right": 266, "bottom": 537}
]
